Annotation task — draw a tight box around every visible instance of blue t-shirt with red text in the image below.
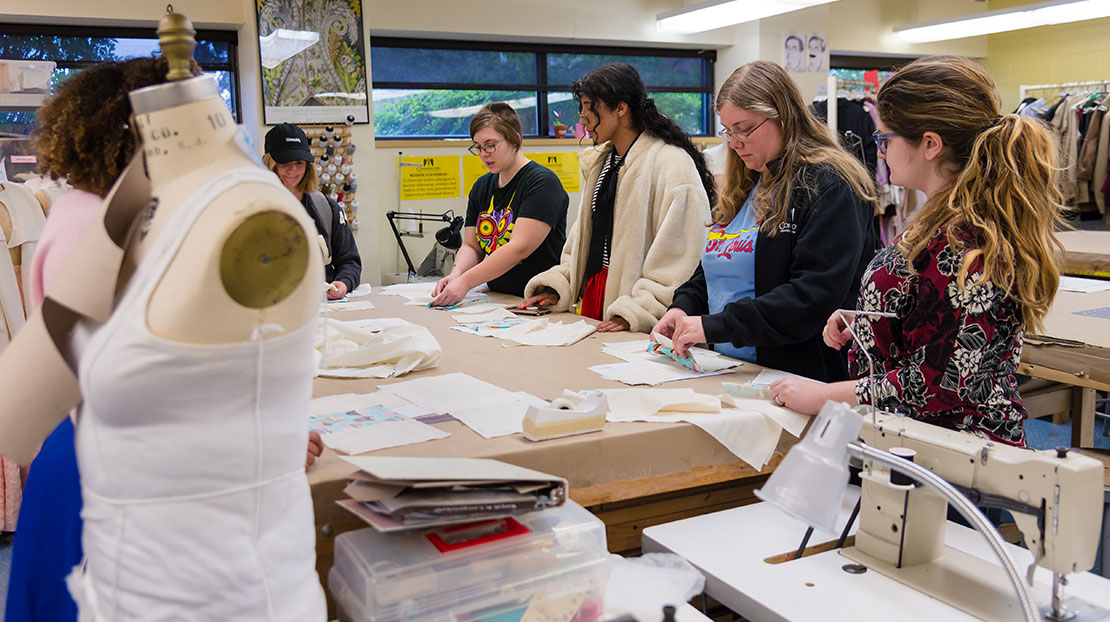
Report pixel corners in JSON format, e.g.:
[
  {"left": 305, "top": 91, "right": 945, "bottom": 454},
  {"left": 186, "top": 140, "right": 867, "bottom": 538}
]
[{"left": 702, "top": 189, "right": 759, "bottom": 362}]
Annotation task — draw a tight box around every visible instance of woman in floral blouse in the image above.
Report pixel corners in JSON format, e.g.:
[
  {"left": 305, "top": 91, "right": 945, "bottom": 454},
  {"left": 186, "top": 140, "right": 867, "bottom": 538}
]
[{"left": 768, "top": 56, "right": 1066, "bottom": 447}]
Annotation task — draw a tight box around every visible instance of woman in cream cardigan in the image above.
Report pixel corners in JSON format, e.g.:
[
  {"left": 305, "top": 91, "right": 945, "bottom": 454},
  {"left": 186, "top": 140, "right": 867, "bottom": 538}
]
[{"left": 521, "top": 63, "right": 715, "bottom": 333}]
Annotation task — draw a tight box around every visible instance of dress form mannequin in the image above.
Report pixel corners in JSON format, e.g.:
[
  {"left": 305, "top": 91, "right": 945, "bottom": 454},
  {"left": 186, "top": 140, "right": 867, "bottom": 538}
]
[
  {"left": 125, "top": 79, "right": 319, "bottom": 343},
  {"left": 18, "top": 11, "right": 326, "bottom": 620},
  {"left": 0, "top": 13, "right": 320, "bottom": 468}
]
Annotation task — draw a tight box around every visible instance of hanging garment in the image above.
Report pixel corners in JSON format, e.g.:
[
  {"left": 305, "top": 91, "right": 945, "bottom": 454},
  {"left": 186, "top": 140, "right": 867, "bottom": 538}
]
[
  {"left": 1095, "top": 95, "right": 1110, "bottom": 214},
  {"left": 811, "top": 98, "right": 878, "bottom": 178},
  {"left": 67, "top": 167, "right": 326, "bottom": 621},
  {"left": 1051, "top": 94, "right": 1084, "bottom": 203},
  {"left": 0, "top": 182, "right": 47, "bottom": 313}
]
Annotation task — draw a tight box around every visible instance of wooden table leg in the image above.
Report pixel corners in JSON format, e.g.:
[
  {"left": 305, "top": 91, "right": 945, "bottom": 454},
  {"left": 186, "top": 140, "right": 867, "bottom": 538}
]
[{"left": 1072, "top": 387, "right": 1097, "bottom": 449}]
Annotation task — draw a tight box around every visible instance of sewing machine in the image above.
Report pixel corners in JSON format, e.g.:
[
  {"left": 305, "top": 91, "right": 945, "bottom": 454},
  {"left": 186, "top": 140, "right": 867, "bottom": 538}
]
[{"left": 846, "top": 410, "right": 1105, "bottom": 622}]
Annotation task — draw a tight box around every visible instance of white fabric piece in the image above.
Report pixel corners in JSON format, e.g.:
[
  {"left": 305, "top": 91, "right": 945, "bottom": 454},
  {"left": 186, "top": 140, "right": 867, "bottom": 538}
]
[
  {"left": 749, "top": 368, "right": 819, "bottom": 387},
  {"left": 605, "top": 553, "right": 706, "bottom": 622},
  {"left": 498, "top": 318, "right": 596, "bottom": 347},
  {"left": 603, "top": 388, "right": 720, "bottom": 418},
  {"left": 449, "top": 393, "right": 548, "bottom": 439},
  {"left": 600, "top": 389, "right": 779, "bottom": 469},
  {"left": 719, "top": 393, "right": 811, "bottom": 438},
  {"left": 315, "top": 317, "right": 441, "bottom": 378},
  {"left": 69, "top": 166, "right": 325, "bottom": 621},
  {"left": 450, "top": 316, "right": 530, "bottom": 337},
  {"left": 321, "top": 299, "right": 376, "bottom": 312},
  {"left": 380, "top": 372, "right": 534, "bottom": 415},
  {"left": 346, "top": 283, "right": 372, "bottom": 297},
  {"left": 378, "top": 282, "right": 435, "bottom": 298}
]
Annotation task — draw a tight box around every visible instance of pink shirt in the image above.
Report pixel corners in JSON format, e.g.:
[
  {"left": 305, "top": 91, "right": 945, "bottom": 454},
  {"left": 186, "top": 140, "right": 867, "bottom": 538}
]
[{"left": 30, "top": 188, "right": 101, "bottom": 308}]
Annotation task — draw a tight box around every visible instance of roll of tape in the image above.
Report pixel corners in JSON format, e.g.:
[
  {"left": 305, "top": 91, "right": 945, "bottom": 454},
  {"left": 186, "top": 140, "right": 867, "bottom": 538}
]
[{"left": 548, "top": 398, "right": 576, "bottom": 410}]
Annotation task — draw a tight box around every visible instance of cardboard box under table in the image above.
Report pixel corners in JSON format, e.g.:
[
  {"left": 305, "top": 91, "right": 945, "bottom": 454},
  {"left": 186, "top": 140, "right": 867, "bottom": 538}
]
[{"left": 309, "top": 292, "right": 793, "bottom": 614}]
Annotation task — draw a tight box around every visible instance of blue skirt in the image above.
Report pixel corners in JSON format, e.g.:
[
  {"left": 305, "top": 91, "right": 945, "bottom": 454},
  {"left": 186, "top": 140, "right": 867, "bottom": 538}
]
[{"left": 5, "top": 418, "right": 82, "bottom": 622}]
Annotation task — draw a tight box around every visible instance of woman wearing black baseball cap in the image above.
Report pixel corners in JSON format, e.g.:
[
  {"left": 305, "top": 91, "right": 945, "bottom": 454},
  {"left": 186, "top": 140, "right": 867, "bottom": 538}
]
[{"left": 263, "top": 123, "right": 362, "bottom": 300}]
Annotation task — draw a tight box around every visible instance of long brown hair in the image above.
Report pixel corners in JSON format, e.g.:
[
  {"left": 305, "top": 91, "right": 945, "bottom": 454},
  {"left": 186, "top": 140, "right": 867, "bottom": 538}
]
[
  {"left": 877, "top": 56, "right": 1065, "bottom": 332},
  {"left": 261, "top": 153, "right": 320, "bottom": 196},
  {"left": 714, "top": 61, "right": 876, "bottom": 230}
]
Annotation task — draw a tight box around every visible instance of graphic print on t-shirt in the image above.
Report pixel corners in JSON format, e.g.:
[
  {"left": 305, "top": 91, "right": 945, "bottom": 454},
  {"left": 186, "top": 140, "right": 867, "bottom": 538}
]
[
  {"left": 705, "top": 222, "right": 758, "bottom": 259},
  {"left": 476, "top": 191, "right": 515, "bottom": 254}
]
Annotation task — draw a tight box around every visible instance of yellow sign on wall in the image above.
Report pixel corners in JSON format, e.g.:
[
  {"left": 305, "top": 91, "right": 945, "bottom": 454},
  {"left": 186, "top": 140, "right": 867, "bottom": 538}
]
[
  {"left": 526, "top": 152, "right": 581, "bottom": 193},
  {"left": 399, "top": 155, "right": 461, "bottom": 200},
  {"left": 462, "top": 155, "right": 490, "bottom": 197}
]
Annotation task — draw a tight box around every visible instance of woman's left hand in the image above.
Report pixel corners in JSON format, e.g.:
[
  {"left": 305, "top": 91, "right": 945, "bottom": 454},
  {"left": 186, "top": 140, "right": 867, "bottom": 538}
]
[
  {"left": 670, "top": 316, "right": 705, "bottom": 357},
  {"left": 306, "top": 431, "right": 323, "bottom": 469},
  {"left": 596, "top": 316, "right": 630, "bottom": 333},
  {"left": 768, "top": 378, "right": 827, "bottom": 415},
  {"left": 430, "top": 278, "right": 471, "bottom": 307}
]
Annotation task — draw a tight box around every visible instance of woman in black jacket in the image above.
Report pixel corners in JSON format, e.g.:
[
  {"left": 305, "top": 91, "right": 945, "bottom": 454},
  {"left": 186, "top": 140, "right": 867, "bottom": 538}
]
[{"left": 652, "top": 61, "right": 879, "bottom": 382}]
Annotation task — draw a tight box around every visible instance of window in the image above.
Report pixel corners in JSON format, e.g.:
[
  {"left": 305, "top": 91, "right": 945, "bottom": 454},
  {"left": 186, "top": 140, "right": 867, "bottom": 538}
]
[
  {"left": 0, "top": 24, "right": 240, "bottom": 137},
  {"left": 370, "top": 38, "right": 715, "bottom": 139}
]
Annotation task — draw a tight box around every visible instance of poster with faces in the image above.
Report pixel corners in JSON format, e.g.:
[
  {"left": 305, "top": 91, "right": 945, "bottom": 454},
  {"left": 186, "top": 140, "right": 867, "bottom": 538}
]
[
  {"left": 783, "top": 33, "right": 805, "bottom": 73},
  {"left": 807, "top": 33, "right": 828, "bottom": 73}
]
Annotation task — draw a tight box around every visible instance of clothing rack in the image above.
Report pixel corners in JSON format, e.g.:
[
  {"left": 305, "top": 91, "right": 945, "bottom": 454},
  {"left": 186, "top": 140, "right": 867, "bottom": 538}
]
[
  {"left": 1019, "top": 79, "right": 1110, "bottom": 101},
  {"left": 824, "top": 76, "right": 877, "bottom": 134}
]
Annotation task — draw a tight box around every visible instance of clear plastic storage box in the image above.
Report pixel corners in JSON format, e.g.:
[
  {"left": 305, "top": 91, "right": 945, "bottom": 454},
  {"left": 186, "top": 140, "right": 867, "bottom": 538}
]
[{"left": 329, "top": 500, "right": 611, "bottom": 622}]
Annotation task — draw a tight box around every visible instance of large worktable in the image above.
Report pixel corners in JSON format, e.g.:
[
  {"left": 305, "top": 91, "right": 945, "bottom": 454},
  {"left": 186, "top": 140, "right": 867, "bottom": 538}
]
[
  {"left": 1057, "top": 230, "right": 1110, "bottom": 279},
  {"left": 1019, "top": 288, "right": 1110, "bottom": 447},
  {"left": 306, "top": 291, "right": 791, "bottom": 613}
]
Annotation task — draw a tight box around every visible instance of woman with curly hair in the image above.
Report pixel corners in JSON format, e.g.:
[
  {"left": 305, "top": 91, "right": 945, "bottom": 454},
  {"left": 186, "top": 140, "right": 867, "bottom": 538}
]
[
  {"left": 522, "top": 63, "right": 714, "bottom": 333},
  {"left": 769, "top": 57, "right": 1065, "bottom": 447},
  {"left": 5, "top": 56, "right": 184, "bottom": 622}
]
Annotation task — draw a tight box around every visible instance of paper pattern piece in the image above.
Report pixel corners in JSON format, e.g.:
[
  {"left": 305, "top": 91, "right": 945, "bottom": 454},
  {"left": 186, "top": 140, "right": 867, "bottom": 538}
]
[
  {"left": 442, "top": 301, "right": 504, "bottom": 315},
  {"left": 498, "top": 319, "right": 596, "bottom": 347},
  {"left": 749, "top": 368, "right": 824, "bottom": 387},
  {"left": 379, "top": 282, "right": 436, "bottom": 299},
  {"left": 321, "top": 299, "right": 376, "bottom": 312},
  {"left": 452, "top": 316, "right": 531, "bottom": 336},
  {"left": 310, "top": 405, "right": 449, "bottom": 455},
  {"left": 600, "top": 388, "right": 780, "bottom": 470},
  {"left": 593, "top": 340, "right": 740, "bottom": 385},
  {"left": 450, "top": 393, "right": 548, "bottom": 439},
  {"left": 381, "top": 373, "right": 545, "bottom": 438},
  {"left": 451, "top": 308, "right": 515, "bottom": 324},
  {"left": 1058, "top": 276, "right": 1110, "bottom": 293},
  {"left": 316, "top": 317, "right": 441, "bottom": 378}
]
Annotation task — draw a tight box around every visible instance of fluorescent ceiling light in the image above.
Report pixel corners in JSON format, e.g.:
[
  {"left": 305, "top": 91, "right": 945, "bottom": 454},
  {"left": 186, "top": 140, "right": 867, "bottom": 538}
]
[
  {"left": 657, "top": 0, "right": 840, "bottom": 34},
  {"left": 894, "top": 0, "right": 1110, "bottom": 43},
  {"left": 259, "top": 28, "right": 320, "bottom": 69}
]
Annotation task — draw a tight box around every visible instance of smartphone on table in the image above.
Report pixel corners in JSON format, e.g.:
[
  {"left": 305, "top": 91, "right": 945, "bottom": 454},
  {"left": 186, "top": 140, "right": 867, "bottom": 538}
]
[{"left": 507, "top": 305, "right": 551, "bottom": 316}]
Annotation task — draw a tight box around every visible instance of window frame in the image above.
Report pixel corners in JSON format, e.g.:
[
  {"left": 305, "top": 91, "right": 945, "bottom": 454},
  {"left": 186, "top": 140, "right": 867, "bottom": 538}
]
[
  {"left": 370, "top": 37, "right": 716, "bottom": 139},
  {"left": 0, "top": 22, "right": 242, "bottom": 121}
]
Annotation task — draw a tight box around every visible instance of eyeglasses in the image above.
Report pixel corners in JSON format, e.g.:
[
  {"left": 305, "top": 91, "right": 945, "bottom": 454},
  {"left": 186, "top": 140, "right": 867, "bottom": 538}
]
[
  {"left": 718, "top": 118, "right": 768, "bottom": 143},
  {"left": 468, "top": 139, "right": 505, "bottom": 156},
  {"left": 873, "top": 131, "right": 900, "bottom": 155}
]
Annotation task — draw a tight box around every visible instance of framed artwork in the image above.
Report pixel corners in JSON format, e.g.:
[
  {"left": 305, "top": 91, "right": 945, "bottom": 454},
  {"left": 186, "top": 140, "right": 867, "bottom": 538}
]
[
  {"left": 783, "top": 33, "right": 805, "bottom": 73},
  {"left": 807, "top": 33, "right": 828, "bottom": 73},
  {"left": 256, "top": 0, "right": 370, "bottom": 124}
]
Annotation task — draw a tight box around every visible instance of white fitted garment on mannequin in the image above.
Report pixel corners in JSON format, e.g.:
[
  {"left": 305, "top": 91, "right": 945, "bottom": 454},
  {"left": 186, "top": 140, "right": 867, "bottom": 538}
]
[{"left": 67, "top": 166, "right": 326, "bottom": 622}]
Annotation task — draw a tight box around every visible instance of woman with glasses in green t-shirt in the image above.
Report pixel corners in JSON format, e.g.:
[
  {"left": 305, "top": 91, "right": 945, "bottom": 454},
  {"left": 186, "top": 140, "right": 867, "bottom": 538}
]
[{"left": 431, "top": 103, "right": 569, "bottom": 306}]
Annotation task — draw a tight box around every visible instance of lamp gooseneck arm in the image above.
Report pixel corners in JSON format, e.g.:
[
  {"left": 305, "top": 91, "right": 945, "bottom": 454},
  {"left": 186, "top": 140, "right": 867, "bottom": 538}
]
[{"left": 847, "top": 441, "right": 1039, "bottom": 622}]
